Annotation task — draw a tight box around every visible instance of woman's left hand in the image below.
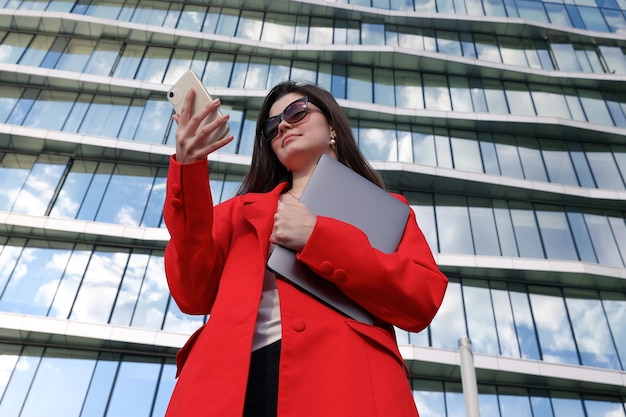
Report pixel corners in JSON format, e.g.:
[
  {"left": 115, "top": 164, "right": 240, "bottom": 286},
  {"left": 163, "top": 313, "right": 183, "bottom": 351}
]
[{"left": 271, "top": 199, "right": 316, "bottom": 251}]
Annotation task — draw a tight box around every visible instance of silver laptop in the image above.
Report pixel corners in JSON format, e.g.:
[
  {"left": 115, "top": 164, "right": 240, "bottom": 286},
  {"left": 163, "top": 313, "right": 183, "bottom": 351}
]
[{"left": 267, "top": 155, "right": 410, "bottom": 324}]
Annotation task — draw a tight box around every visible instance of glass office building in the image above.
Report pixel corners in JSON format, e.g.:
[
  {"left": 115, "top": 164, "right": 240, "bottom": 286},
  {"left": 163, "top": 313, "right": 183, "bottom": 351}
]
[{"left": 0, "top": 0, "right": 625, "bottom": 416}]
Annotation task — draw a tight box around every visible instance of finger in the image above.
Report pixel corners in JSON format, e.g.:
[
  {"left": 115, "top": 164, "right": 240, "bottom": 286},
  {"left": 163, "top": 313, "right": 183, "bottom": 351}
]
[
  {"left": 206, "top": 134, "right": 235, "bottom": 154},
  {"left": 198, "top": 112, "right": 229, "bottom": 141}
]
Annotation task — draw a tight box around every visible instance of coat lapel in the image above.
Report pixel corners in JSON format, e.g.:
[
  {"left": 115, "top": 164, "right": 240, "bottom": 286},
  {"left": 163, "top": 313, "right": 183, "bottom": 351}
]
[{"left": 237, "top": 182, "right": 289, "bottom": 256}]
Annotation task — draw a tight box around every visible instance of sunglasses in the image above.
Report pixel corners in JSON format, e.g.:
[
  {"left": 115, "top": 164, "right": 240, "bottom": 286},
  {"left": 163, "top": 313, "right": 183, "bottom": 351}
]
[{"left": 262, "top": 96, "right": 312, "bottom": 141}]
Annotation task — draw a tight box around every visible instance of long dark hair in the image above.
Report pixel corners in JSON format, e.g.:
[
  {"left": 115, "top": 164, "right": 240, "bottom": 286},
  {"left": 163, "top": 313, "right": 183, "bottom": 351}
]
[{"left": 237, "top": 81, "right": 385, "bottom": 195}]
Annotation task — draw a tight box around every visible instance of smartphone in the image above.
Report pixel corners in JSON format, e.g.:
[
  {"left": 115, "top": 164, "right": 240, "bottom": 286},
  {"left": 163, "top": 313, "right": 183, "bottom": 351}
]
[{"left": 167, "top": 70, "right": 230, "bottom": 141}]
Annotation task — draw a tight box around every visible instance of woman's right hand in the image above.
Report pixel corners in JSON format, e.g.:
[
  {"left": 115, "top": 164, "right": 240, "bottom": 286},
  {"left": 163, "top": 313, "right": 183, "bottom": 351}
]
[{"left": 173, "top": 88, "right": 234, "bottom": 164}]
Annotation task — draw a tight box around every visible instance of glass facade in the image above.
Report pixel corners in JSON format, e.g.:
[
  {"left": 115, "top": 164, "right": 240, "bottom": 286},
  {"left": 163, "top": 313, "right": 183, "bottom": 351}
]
[{"left": 0, "top": 0, "right": 625, "bottom": 416}]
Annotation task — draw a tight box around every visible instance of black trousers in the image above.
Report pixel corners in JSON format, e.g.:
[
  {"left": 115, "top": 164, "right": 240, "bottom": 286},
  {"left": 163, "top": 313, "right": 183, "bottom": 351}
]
[{"left": 243, "top": 340, "right": 281, "bottom": 417}]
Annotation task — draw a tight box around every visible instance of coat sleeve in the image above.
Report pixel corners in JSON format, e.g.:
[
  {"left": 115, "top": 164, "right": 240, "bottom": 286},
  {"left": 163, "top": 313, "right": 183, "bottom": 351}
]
[
  {"left": 163, "top": 155, "right": 231, "bottom": 315},
  {"left": 296, "top": 194, "right": 448, "bottom": 332}
]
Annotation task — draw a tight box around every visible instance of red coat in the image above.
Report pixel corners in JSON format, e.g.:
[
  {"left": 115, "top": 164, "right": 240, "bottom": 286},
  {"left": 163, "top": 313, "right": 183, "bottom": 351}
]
[{"left": 163, "top": 156, "right": 448, "bottom": 417}]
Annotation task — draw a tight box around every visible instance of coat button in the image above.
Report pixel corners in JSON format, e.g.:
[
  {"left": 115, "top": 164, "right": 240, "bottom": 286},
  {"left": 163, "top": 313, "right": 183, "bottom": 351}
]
[
  {"left": 171, "top": 183, "right": 181, "bottom": 196},
  {"left": 292, "top": 319, "right": 306, "bottom": 332},
  {"left": 320, "top": 261, "right": 333, "bottom": 274},
  {"left": 333, "top": 269, "right": 347, "bottom": 283},
  {"left": 172, "top": 198, "right": 182, "bottom": 210}
]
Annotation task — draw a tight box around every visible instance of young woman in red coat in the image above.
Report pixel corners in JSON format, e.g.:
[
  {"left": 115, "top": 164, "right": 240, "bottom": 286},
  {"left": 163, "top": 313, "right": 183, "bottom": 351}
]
[{"left": 163, "top": 80, "right": 448, "bottom": 417}]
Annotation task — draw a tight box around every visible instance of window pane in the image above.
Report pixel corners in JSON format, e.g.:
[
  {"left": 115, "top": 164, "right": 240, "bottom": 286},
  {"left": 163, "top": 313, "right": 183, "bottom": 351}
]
[
  {"left": 395, "top": 70, "right": 423, "bottom": 109},
  {"left": 362, "top": 23, "right": 385, "bottom": 45},
  {"left": 135, "top": 46, "right": 171, "bottom": 83},
  {"left": 203, "top": 53, "right": 234, "bottom": 88},
  {"left": 236, "top": 10, "right": 263, "bottom": 40},
  {"left": 567, "top": 212, "right": 597, "bottom": 263},
  {"left": 491, "top": 283, "right": 521, "bottom": 357},
  {"left": 412, "top": 380, "right": 447, "bottom": 417},
  {"left": 468, "top": 198, "right": 501, "bottom": 256},
  {"left": 509, "top": 286, "right": 541, "bottom": 360},
  {"left": 262, "top": 13, "right": 296, "bottom": 43},
  {"left": 564, "top": 288, "right": 621, "bottom": 369},
  {"left": 504, "top": 82, "right": 535, "bottom": 116},
  {"left": 131, "top": 255, "right": 168, "bottom": 330},
  {"left": 583, "top": 398, "right": 626, "bottom": 417},
  {"left": 510, "top": 206, "right": 544, "bottom": 259},
  {"left": 357, "top": 123, "right": 398, "bottom": 161},
  {"left": 483, "top": 79, "right": 509, "bottom": 114},
  {"left": 83, "top": 39, "right": 121, "bottom": 76},
  {"left": 435, "top": 195, "right": 474, "bottom": 254},
  {"left": 70, "top": 248, "right": 130, "bottom": 323},
  {"left": 530, "top": 86, "right": 572, "bottom": 119},
  {"left": 451, "top": 133, "right": 483, "bottom": 173},
  {"left": 412, "top": 127, "right": 437, "bottom": 166},
  {"left": 480, "top": 139, "right": 500, "bottom": 175},
  {"left": 105, "top": 359, "right": 161, "bottom": 417},
  {"left": 436, "top": 31, "right": 461, "bottom": 55},
  {"left": 493, "top": 200, "right": 519, "bottom": 257},
  {"left": 423, "top": 73, "right": 451, "bottom": 111},
  {"left": 541, "top": 140, "right": 579, "bottom": 186},
  {"left": 177, "top": 5, "right": 206, "bottom": 31},
  {"left": 536, "top": 208, "right": 578, "bottom": 261},
  {"left": 429, "top": 280, "right": 466, "bottom": 349},
  {"left": 584, "top": 144, "right": 625, "bottom": 189},
  {"left": 518, "top": 138, "right": 548, "bottom": 182},
  {"left": 132, "top": 99, "right": 171, "bottom": 144},
  {"left": 407, "top": 192, "right": 438, "bottom": 253},
  {"left": 0, "top": 347, "right": 44, "bottom": 417},
  {"left": 0, "top": 32, "right": 33, "bottom": 64},
  {"left": 463, "top": 281, "right": 499, "bottom": 355},
  {"left": 499, "top": 37, "right": 529, "bottom": 67},
  {"left": 551, "top": 43, "right": 582, "bottom": 71},
  {"left": 79, "top": 95, "right": 127, "bottom": 138},
  {"left": 579, "top": 6, "right": 609, "bottom": 31},
  {"left": 0, "top": 154, "right": 34, "bottom": 211},
  {"left": 578, "top": 89, "right": 614, "bottom": 126},
  {"left": 109, "top": 252, "right": 150, "bottom": 326},
  {"left": 244, "top": 56, "right": 270, "bottom": 89},
  {"left": 0, "top": 244, "right": 72, "bottom": 315},
  {"left": 373, "top": 69, "right": 396, "bottom": 106},
  {"left": 50, "top": 160, "right": 96, "bottom": 219},
  {"left": 22, "top": 89, "right": 76, "bottom": 131},
  {"left": 19, "top": 35, "right": 54, "bottom": 67},
  {"left": 499, "top": 387, "right": 534, "bottom": 417},
  {"left": 449, "top": 76, "right": 473, "bottom": 112},
  {"left": 95, "top": 165, "right": 153, "bottom": 226},
  {"left": 475, "top": 34, "right": 502, "bottom": 63},
  {"left": 601, "top": 291, "right": 626, "bottom": 371},
  {"left": 11, "top": 155, "right": 66, "bottom": 216},
  {"left": 585, "top": 213, "right": 623, "bottom": 267},
  {"left": 20, "top": 350, "right": 97, "bottom": 417},
  {"left": 309, "top": 18, "right": 334, "bottom": 44},
  {"left": 55, "top": 38, "right": 96, "bottom": 72},
  {"left": 48, "top": 247, "right": 91, "bottom": 319},
  {"left": 551, "top": 392, "right": 585, "bottom": 417},
  {"left": 599, "top": 45, "right": 626, "bottom": 75},
  {"left": 529, "top": 288, "right": 579, "bottom": 365},
  {"left": 495, "top": 139, "right": 524, "bottom": 179},
  {"left": 347, "top": 66, "right": 373, "bottom": 102}
]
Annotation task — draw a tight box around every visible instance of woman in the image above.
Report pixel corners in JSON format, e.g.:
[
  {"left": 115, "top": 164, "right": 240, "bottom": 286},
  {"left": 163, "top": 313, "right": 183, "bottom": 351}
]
[{"left": 163, "top": 81, "right": 448, "bottom": 417}]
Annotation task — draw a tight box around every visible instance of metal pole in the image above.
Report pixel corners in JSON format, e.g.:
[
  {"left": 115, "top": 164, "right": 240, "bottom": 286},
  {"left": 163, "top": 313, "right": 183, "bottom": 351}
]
[{"left": 458, "top": 337, "right": 481, "bottom": 417}]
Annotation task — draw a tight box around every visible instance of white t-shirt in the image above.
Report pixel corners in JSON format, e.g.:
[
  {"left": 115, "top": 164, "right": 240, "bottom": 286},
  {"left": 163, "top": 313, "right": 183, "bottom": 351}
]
[{"left": 252, "top": 250, "right": 282, "bottom": 351}]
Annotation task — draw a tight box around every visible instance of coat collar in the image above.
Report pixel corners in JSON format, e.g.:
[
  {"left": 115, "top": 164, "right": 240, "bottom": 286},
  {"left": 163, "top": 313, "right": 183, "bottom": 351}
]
[{"left": 237, "top": 182, "right": 290, "bottom": 253}]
